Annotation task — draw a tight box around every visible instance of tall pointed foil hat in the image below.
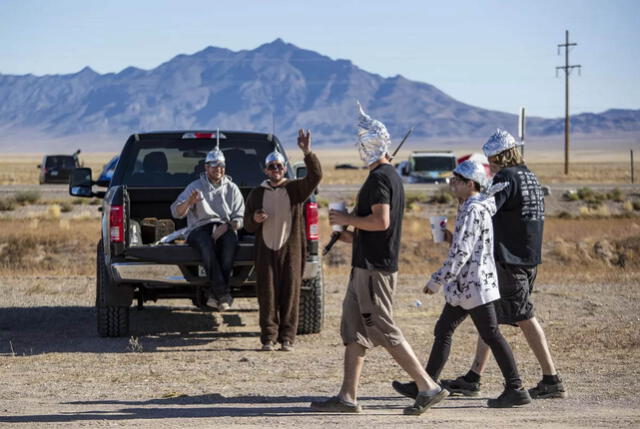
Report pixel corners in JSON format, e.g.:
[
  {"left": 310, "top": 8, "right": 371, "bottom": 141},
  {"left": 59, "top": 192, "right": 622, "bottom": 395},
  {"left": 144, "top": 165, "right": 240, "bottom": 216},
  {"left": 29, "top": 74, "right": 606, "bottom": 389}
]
[
  {"left": 204, "top": 128, "right": 226, "bottom": 166},
  {"left": 356, "top": 101, "right": 391, "bottom": 165}
]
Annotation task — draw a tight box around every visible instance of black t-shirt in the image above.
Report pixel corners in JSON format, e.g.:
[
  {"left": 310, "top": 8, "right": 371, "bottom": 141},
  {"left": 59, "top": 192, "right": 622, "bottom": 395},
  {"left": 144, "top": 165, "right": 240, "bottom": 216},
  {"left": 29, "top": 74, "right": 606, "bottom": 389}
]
[
  {"left": 352, "top": 163, "right": 404, "bottom": 272},
  {"left": 492, "top": 165, "right": 544, "bottom": 266}
]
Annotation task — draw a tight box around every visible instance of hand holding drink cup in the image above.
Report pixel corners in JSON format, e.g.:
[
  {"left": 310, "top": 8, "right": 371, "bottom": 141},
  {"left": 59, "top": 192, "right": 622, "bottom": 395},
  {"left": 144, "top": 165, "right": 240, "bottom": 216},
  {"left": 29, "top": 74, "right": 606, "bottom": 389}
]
[
  {"left": 328, "top": 202, "right": 348, "bottom": 231},
  {"left": 429, "top": 215, "right": 448, "bottom": 243},
  {"left": 325, "top": 202, "right": 348, "bottom": 255},
  {"left": 254, "top": 208, "right": 268, "bottom": 224}
]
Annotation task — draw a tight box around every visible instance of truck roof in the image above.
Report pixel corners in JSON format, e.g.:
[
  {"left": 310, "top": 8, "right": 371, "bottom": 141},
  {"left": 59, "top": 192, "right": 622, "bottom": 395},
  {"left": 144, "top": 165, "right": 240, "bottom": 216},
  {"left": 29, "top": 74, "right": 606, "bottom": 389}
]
[
  {"left": 132, "top": 131, "right": 276, "bottom": 141},
  {"left": 410, "top": 151, "right": 455, "bottom": 157}
]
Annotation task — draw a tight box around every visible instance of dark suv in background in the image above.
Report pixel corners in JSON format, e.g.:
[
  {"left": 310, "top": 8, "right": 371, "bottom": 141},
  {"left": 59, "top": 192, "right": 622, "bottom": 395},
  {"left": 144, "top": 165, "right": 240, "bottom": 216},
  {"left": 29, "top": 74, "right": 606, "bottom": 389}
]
[
  {"left": 38, "top": 150, "right": 81, "bottom": 184},
  {"left": 70, "top": 131, "right": 324, "bottom": 337}
]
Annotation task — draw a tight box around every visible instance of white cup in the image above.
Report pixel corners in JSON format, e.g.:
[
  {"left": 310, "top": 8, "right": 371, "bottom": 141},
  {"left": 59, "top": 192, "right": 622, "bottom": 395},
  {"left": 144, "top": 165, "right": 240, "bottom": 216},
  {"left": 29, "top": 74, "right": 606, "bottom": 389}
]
[
  {"left": 429, "top": 215, "right": 448, "bottom": 243},
  {"left": 329, "top": 202, "right": 347, "bottom": 232}
]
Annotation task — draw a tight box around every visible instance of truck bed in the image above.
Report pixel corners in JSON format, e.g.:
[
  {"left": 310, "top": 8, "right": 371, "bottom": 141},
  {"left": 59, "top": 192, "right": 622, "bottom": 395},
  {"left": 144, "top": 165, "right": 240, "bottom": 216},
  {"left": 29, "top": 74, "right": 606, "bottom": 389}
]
[{"left": 124, "top": 236, "right": 255, "bottom": 265}]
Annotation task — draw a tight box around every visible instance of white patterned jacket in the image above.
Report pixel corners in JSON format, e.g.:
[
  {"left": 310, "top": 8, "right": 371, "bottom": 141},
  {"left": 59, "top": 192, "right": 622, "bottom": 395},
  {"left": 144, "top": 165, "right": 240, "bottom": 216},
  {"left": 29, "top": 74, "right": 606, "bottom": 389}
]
[{"left": 426, "top": 188, "right": 505, "bottom": 310}]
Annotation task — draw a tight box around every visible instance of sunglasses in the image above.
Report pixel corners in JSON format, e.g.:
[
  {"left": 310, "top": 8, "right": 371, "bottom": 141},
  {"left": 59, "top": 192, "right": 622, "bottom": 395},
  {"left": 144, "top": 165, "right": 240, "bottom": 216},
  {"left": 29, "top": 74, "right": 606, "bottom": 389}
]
[
  {"left": 267, "top": 163, "right": 285, "bottom": 171},
  {"left": 206, "top": 162, "right": 225, "bottom": 168}
]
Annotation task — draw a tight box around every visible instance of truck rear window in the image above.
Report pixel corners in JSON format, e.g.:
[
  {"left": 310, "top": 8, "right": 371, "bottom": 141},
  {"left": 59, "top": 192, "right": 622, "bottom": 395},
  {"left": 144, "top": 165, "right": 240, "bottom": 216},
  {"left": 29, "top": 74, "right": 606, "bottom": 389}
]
[
  {"left": 120, "top": 138, "right": 283, "bottom": 188},
  {"left": 45, "top": 156, "right": 76, "bottom": 169},
  {"left": 412, "top": 156, "right": 456, "bottom": 172}
]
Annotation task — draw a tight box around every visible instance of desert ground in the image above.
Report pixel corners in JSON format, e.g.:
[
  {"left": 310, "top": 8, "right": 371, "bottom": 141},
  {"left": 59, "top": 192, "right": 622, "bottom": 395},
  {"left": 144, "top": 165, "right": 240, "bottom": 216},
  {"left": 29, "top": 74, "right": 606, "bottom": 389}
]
[{"left": 1, "top": 151, "right": 639, "bottom": 427}]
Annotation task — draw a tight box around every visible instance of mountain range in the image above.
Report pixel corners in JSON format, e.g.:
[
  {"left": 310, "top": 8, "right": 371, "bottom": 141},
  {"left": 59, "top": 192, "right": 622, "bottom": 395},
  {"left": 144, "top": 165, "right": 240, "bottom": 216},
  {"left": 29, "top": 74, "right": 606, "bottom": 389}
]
[{"left": 1, "top": 38, "right": 638, "bottom": 151}]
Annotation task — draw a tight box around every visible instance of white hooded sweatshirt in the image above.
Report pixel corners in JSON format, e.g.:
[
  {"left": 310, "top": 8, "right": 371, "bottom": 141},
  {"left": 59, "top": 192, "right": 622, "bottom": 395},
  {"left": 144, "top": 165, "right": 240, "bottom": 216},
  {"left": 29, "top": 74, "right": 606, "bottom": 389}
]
[
  {"left": 170, "top": 174, "right": 245, "bottom": 238},
  {"left": 426, "top": 193, "right": 501, "bottom": 310}
]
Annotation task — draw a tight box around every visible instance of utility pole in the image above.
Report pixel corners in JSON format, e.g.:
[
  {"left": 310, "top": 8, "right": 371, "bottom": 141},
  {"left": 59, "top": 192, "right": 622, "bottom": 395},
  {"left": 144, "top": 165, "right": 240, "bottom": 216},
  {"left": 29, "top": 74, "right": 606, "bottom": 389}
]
[{"left": 556, "top": 30, "right": 581, "bottom": 175}]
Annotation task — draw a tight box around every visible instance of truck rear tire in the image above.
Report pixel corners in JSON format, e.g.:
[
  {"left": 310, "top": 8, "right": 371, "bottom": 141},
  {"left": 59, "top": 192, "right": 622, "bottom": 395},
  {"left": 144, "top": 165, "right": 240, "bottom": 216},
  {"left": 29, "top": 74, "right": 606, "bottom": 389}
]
[
  {"left": 97, "top": 242, "right": 130, "bottom": 337},
  {"left": 297, "top": 270, "right": 324, "bottom": 335}
]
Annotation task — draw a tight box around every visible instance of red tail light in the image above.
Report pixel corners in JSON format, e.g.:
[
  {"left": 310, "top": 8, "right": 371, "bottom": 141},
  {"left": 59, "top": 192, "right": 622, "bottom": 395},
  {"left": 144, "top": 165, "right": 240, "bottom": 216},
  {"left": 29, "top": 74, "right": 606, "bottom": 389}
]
[
  {"left": 109, "top": 205, "right": 124, "bottom": 243},
  {"left": 305, "top": 202, "right": 319, "bottom": 241}
]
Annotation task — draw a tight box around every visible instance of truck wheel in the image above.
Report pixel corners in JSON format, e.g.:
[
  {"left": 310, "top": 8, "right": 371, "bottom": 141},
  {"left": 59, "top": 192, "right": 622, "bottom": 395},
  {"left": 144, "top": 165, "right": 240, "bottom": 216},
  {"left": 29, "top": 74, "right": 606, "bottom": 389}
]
[
  {"left": 97, "top": 242, "right": 130, "bottom": 337},
  {"left": 297, "top": 270, "right": 324, "bottom": 335}
]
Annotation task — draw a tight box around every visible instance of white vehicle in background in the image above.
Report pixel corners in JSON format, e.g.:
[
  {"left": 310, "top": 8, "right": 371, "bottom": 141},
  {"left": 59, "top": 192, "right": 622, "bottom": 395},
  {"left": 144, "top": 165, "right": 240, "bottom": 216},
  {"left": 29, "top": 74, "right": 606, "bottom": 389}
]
[{"left": 397, "top": 151, "right": 457, "bottom": 184}]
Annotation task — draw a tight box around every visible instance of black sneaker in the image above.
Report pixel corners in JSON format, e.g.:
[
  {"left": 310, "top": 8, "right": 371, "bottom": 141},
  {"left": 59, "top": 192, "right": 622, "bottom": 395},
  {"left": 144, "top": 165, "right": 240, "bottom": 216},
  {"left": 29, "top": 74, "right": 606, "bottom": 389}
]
[
  {"left": 403, "top": 388, "right": 449, "bottom": 415},
  {"left": 487, "top": 387, "right": 532, "bottom": 408},
  {"left": 391, "top": 380, "right": 418, "bottom": 399},
  {"left": 440, "top": 376, "right": 481, "bottom": 397},
  {"left": 528, "top": 378, "right": 568, "bottom": 399}
]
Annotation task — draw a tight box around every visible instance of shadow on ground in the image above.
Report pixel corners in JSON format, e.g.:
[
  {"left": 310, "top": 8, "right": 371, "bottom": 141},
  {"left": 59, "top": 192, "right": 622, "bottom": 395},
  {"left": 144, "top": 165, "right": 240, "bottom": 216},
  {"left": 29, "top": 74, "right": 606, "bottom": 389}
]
[
  {"left": 0, "top": 393, "right": 481, "bottom": 423},
  {"left": 0, "top": 305, "right": 259, "bottom": 355}
]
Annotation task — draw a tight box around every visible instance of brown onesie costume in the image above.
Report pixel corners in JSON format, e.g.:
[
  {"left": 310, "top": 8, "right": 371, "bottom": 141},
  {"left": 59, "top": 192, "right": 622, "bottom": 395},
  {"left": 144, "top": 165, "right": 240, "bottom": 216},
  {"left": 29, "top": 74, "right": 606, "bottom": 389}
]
[{"left": 244, "top": 153, "right": 322, "bottom": 346}]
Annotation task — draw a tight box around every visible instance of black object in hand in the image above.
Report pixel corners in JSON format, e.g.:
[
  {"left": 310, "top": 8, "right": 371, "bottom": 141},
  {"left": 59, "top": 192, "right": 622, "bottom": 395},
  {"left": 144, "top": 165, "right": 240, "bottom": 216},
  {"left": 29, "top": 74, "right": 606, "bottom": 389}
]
[{"left": 323, "top": 231, "right": 341, "bottom": 256}]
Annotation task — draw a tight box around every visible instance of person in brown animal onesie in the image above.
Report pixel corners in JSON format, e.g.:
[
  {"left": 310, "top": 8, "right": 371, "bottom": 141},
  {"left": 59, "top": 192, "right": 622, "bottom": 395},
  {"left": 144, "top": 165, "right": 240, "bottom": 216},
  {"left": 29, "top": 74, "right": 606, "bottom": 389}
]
[{"left": 243, "top": 129, "right": 322, "bottom": 352}]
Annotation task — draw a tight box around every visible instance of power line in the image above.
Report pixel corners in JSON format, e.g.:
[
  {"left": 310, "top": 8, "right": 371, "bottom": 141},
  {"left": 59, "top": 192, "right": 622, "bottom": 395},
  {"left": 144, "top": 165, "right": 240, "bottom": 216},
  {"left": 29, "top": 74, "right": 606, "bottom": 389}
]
[{"left": 556, "top": 30, "right": 581, "bottom": 175}]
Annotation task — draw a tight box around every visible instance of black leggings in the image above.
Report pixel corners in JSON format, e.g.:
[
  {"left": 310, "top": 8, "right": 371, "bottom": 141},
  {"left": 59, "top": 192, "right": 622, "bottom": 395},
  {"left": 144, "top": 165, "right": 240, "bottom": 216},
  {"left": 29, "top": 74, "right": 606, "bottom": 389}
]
[
  {"left": 426, "top": 301, "right": 522, "bottom": 390},
  {"left": 187, "top": 223, "right": 238, "bottom": 299}
]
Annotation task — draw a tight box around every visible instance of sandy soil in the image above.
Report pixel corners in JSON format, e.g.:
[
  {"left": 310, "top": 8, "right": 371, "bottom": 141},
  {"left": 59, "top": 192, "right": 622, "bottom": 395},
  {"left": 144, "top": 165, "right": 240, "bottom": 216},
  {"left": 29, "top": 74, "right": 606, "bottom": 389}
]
[{"left": 1, "top": 272, "right": 639, "bottom": 428}]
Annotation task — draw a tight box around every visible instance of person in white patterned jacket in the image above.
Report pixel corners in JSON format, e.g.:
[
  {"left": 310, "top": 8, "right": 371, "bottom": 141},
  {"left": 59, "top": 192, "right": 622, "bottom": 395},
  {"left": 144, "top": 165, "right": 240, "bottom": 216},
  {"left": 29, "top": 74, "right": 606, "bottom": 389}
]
[{"left": 392, "top": 160, "right": 532, "bottom": 408}]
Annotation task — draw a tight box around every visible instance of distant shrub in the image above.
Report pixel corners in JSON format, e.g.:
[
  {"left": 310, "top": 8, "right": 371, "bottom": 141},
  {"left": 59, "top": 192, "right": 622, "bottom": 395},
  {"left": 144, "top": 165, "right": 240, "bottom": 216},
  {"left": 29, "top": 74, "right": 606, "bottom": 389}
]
[
  {"left": 60, "top": 202, "right": 74, "bottom": 213},
  {"left": 562, "top": 190, "right": 579, "bottom": 201},
  {"left": 88, "top": 198, "right": 101, "bottom": 206},
  {"left": 608, "top": 188, "right": 625, "bottom": 202},
  {"left": 577, "top": 187, "right": 594, "bottom": 200},
  {"left": 578, "top": 205, "right": 611, "bottom": 218},
  {"left": 72, "top": 198, "right": 86, "bottom": 205},
  {"left": 430, "top": 189, "right": 454, "bottom": 205},
  {"left": 46, "top": 204, "right": 62, "bottom": 219},
  {"left": 405, "top": 191, "right": 427, "bottom": 208},
  {"left": 633, "top": 200, "right": 640, "bottom": 211},
  {"left": 0, "top": 197, "right": 17, "bottom": 211},
  {"left": 557, "top": 211, "right": 573, "bottom": 219},
  {"left": 623, "top": 200, "right": 634, "bottom": 212},
  {"left": 14, "top": 190, "right": 41, "bottom": 205},
  {"left": 578, "top": 186, "right": 605, "bottom": 204},
  {"left": 316, "top": 197, "right": 329, "bottom": 208}
]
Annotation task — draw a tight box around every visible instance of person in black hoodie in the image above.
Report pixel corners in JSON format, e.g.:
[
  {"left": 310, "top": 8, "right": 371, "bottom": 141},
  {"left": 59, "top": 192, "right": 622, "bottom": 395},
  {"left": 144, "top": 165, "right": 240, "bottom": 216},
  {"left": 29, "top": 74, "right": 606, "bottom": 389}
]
[{"left": 438, "top": 129, "right": 567, "bottom": 405}]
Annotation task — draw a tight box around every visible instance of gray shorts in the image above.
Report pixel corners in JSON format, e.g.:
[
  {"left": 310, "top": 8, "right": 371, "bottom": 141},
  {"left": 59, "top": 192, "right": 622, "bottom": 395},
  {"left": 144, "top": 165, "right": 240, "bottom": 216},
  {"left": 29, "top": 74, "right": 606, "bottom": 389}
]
[
  {"left": 494, "top": 263, "right": 537, "bottom": 326},
  {"left": 340, "top": 267, "right": 406, "bottom": 349}
]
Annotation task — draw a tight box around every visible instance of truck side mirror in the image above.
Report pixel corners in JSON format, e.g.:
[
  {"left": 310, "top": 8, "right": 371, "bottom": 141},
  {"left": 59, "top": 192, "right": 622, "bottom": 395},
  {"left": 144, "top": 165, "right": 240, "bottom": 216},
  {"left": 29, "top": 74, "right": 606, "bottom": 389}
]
[{"left": 69, "top": 167, "right": 94, "bottom": 198}]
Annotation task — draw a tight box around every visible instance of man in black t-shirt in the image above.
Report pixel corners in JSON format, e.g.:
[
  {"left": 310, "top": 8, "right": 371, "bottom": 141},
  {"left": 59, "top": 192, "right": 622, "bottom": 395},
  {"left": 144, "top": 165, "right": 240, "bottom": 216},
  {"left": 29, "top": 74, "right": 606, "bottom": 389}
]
[
  {"left": 310, "top": 103, "right": 446, "bottom": 416},
  {"left": 350, "top": 159, "right": 403, "bottom": 272},
  {"left": 439, "top": 129, "right": 567, "bottom": 402}
]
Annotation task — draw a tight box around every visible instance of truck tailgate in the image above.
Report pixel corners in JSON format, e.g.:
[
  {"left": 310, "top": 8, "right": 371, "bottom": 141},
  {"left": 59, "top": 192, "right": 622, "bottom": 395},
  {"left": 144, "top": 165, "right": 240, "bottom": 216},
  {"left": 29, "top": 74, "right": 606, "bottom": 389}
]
[{"left": 125, "top": 240, "right": 255, "bottom": 264}]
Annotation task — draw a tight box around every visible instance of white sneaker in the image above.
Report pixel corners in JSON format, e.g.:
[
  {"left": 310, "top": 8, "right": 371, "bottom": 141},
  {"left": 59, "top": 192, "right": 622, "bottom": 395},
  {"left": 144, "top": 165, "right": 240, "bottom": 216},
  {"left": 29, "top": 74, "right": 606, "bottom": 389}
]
[
  {"left": 261, "top": 342, "right": 276, "bottom": 351},
  {"left": 218, "top": 301, "right": 230, "bottom": 312}
]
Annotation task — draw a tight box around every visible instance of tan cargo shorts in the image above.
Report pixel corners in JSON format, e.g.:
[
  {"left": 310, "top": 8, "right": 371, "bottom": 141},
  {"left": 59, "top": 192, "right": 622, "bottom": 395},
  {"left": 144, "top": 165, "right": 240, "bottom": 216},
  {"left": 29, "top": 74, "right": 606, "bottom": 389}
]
[{"left": 340, "top": 267, "right": 406, "bottom": 349}]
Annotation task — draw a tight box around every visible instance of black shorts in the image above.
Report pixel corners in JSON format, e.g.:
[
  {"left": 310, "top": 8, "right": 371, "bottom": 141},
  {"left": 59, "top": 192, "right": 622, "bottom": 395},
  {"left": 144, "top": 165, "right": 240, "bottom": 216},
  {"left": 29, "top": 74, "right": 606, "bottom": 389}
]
[{"left": 494, "top": 263, "right": 537, "bottom": 326}]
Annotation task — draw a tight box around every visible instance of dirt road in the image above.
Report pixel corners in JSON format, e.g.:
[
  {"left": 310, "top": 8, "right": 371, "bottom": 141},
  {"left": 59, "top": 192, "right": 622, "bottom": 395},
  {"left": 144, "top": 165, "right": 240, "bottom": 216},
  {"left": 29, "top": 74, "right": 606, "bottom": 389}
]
[{"left": 1, "top": 273, "right": 639, "bottom": 428}]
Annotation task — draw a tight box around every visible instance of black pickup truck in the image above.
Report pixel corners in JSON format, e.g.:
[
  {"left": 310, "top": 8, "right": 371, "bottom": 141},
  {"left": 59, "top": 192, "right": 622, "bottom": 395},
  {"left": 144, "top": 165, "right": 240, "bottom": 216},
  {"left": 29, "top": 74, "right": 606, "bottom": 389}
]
[{"left": 70, "top": 131, "right": 323, "bottom": 337}]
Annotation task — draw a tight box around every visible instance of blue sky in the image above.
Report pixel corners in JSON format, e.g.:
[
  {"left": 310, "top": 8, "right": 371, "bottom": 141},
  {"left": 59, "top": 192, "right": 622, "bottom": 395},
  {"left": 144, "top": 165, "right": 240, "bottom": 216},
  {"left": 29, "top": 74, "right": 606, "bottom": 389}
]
[{"left": 1, "top": 0, "right": 638, "bottom": 118}]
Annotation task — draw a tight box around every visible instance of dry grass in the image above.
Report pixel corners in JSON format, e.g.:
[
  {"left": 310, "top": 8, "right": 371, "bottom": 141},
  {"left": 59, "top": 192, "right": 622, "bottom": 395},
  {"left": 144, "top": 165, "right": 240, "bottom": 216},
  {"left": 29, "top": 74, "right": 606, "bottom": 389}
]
[
  {"left": 0, "top": 218, "right": 99, "bottom": 276},
  {"left": 317, "top": 215, "right": 639, "bottom": 284},
  {"left": 528, "top": 162, "right": 635, "bottom": 184},
  {"left": 0, "top": 214, "right": 636, "bottom": 285}
]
